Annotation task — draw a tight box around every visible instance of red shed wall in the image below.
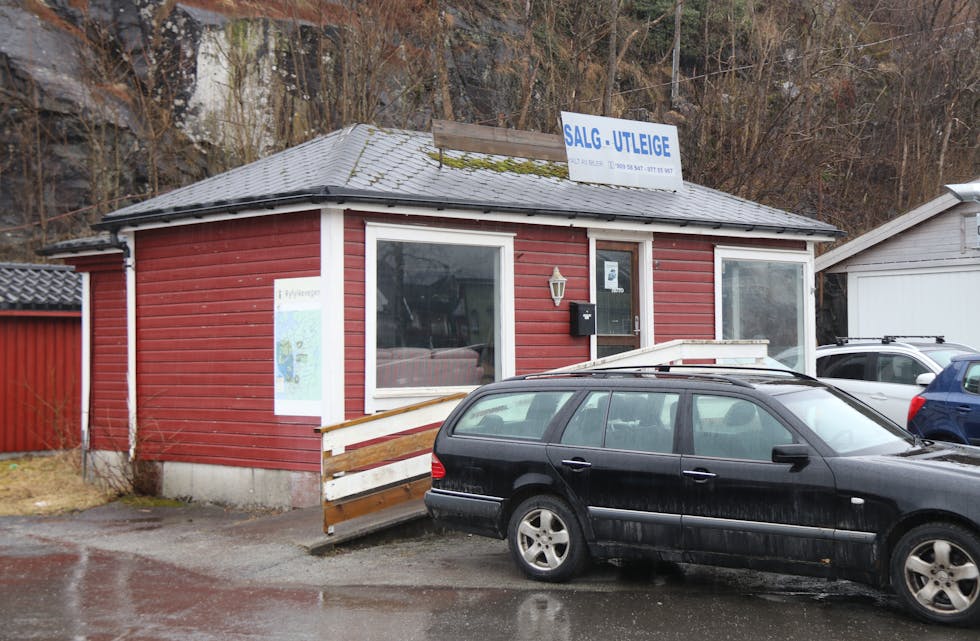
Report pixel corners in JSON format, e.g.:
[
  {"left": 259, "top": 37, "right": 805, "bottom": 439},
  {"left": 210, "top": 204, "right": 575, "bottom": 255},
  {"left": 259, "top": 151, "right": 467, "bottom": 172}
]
[
  {"left": 67, "top": 255, "right": 128, "bottom": 453},
  {"left": 653, "top": 234, "right": 806, "bottom": 341},
  {"left": 0, "top": 312, "right": 81, "bottom": 453},
  {"left": 134, "top": 212, "right": 321, "bottom": 472}
]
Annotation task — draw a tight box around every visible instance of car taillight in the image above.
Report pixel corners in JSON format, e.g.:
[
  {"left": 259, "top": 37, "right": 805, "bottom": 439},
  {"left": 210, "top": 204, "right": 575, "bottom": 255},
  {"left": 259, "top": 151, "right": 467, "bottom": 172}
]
[
  {"left": 431, "top": 452, "right": 446, "bottom": 480},
  {"left": 907, "top": 395, "right": 927, "bottom": 424}
]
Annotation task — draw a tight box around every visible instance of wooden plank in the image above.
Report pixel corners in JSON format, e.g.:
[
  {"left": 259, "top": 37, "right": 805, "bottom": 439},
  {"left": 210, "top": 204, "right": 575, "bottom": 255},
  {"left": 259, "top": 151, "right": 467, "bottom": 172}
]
[
  {"left": 324, "top": 454, "right": 430, "bottom": 500},
  {"left": 432, "top": 120, "right": 567, "bottom": 162},
  {"left": 317, "top": 392, "right": 466, "bottom": 435},
  {"left": 323, "top": 477, "right": 431, "bottom": 531},
  {"left": 322, "top": 426, "right": 439, "bottom": 476}
]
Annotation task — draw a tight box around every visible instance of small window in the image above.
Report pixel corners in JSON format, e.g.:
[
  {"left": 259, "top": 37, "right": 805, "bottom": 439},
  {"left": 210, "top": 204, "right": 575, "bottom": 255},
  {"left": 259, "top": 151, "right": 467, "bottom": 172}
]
[
  {"left": 818, "top": 352, "right": 870, "bottom": 380},
  {"left": 604, "top": 391, "right": 679, "bottom": 453},
  {"left": 560, "top": 390, "right": 679, "bottom": 453},
  {"left": 964, "top": 363, "right": 980, "bottom": 395},
  {"left": 875, "top": 354, "right": 928, "bottom": 385},
  {"left": 692, "top": 395, "right": 794, "bottom": 461},
  {"left": 454, "top": 391, "right": 574, "bottom": 440}
]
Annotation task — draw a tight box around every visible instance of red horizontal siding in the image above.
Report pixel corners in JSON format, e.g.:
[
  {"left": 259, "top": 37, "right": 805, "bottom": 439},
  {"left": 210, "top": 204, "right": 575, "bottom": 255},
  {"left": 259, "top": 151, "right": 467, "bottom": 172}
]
[
  {"left": 134, "top": 213, "right": 322, "bottom": 472},
  {"left": 82, "top": 258, "right": 130, "bottom": 452},
  {"left": 343, "top": 217, "right": 367, "bottom": 417},
  {"left": 653, "top": 234, "right": 806, "bottom": 342}
]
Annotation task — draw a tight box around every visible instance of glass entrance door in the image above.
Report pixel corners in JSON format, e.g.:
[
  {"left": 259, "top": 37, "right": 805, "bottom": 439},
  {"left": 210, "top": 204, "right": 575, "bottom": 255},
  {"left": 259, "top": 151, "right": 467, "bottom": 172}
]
[{"left": 596, "top": 241, "right": 640, "bottom": 358}]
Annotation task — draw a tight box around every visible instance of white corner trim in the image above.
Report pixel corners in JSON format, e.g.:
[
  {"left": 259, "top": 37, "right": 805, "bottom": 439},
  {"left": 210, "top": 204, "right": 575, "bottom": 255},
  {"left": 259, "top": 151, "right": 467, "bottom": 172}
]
[
  {"left": 123, "top": 233, "right": 138, "bottom": 461},
  {"left": 321, "top": 207, "right": 346, "bottom": 425},
  {"left": 80, "top": 273, "right": 91, "bottom": 454}
]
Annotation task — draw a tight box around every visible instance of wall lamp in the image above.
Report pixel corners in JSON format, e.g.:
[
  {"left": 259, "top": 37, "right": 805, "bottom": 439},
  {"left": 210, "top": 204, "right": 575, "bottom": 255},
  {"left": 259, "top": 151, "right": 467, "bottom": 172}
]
[{"left": 548, "top": 267, "right": 567, "bottom": 306}]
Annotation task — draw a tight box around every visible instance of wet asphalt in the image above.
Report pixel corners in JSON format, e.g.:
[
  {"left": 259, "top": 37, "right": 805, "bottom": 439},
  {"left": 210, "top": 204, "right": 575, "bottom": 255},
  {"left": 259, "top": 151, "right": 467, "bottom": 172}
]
[{"left": 1, "top": 501, "right": 976, "bottom": 641}]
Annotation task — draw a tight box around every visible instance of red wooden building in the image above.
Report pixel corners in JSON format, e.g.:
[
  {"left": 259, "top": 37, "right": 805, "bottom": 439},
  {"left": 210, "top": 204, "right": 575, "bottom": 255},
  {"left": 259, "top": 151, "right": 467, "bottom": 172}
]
[
  {"left": 43, "top": 123, "right": 841, "bottom": 508},
  {"left": 1, "top": 263, "right": 81, "bottom": 454}
]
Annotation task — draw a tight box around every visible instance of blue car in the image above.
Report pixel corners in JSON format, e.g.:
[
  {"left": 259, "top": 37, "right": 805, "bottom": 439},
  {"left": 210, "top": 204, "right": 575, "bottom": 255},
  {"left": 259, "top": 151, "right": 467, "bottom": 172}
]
[{"left": 908, "top": 355, "right": 980, "bottom": 446}]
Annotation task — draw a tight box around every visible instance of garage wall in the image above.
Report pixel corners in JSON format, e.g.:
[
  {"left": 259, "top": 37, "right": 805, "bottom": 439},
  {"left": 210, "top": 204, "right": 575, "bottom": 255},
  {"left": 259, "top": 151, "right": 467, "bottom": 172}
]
[{"left": 848, "top": 266, "right": 980, "bottom": 349}]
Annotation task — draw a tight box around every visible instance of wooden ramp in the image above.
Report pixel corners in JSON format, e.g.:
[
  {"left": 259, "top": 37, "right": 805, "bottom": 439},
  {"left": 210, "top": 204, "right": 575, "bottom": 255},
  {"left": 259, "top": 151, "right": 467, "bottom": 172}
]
[{"left": 315, "top": 394, "right": 466, "bottom": 536}]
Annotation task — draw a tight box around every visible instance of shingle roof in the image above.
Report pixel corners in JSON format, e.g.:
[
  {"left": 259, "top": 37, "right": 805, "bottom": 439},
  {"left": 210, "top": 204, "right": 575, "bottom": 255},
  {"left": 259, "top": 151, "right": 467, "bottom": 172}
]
[
  {"left": 0, "top": 263, "right": 82, "bottom": 311},
  {"left": 95, "top": 124, "right": 842, "bottom": 238}
]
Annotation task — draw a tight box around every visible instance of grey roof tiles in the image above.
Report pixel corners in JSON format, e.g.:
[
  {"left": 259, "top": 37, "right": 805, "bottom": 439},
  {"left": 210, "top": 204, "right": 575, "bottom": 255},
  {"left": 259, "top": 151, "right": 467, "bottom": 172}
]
[
  {"left": 94, "top": 124, "right": 840, "bottom": 237},
  {"left": 0, "top": 263, "right": 82, "bottom": 311}
]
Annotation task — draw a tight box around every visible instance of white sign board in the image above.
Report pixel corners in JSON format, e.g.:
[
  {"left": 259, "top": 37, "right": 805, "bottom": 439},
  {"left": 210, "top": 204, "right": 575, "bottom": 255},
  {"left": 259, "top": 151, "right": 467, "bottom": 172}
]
[{"left": 561, "top": 112, "right": 683, "bottom": 190}]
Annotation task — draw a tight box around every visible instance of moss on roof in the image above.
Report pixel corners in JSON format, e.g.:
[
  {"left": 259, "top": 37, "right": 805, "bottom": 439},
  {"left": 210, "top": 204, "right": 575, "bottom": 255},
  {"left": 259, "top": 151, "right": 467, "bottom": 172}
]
[{"left": 427, "top": 151, "right": 568, "bottom": 180}]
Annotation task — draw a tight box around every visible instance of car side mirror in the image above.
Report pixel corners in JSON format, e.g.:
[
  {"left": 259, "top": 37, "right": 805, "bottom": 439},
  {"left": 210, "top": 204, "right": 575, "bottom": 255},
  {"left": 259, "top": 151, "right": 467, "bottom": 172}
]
[
  {"left": 915, "top": 373, "right": 935, "bottom": 387},
  {"left": 772, "top": 443, "right": 810, "bottom": 465}
]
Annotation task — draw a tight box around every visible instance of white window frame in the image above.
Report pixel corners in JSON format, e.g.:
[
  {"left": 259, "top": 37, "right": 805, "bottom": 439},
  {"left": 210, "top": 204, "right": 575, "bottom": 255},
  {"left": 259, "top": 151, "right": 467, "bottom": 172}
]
[
  {"left": 364, "top": 223, "right": 515, "bottom": 413},
  {"left": 714, "top": 245, "right": 816, "bottom": 376}
]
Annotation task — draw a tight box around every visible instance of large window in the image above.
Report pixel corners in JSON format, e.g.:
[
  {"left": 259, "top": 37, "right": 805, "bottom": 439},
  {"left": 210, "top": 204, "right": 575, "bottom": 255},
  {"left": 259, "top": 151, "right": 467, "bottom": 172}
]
[
  {"left": 715, "top": 247, "right": 814, "bottom": 374},
  {"left": 366, "top": 224, "right": 514, "bottom": 412}
]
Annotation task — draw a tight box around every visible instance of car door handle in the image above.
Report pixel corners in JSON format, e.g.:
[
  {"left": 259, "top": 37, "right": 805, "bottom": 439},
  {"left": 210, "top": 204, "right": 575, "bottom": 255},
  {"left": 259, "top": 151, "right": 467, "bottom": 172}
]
[
  {"left": 561, "top": 459, "right": 592, "bottom": 471},
  {"left": 870, "top": 393, "right": 889, "bottom": 401},
  {"left": 682, "top": 469, "right": 717, "bottom": 482},
  {"left": 957, "top": 405, "right": 972, "bottom": 414}
]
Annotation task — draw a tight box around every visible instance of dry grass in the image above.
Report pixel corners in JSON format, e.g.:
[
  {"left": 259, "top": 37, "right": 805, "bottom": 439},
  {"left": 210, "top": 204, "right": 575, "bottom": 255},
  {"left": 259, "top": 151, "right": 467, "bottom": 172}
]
[{"left": 0, "top": 451, "right": 116, "bottom": 516}]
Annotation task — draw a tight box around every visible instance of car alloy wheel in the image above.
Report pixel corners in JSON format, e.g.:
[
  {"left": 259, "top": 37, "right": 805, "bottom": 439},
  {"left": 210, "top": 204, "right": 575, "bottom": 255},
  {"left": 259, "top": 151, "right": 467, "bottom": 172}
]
[
  {"left": 892, "top": 523, "right": 980, "bottom": 625},
  {"left": 507, "top": 495, "right": 586, "bottom": 582}
]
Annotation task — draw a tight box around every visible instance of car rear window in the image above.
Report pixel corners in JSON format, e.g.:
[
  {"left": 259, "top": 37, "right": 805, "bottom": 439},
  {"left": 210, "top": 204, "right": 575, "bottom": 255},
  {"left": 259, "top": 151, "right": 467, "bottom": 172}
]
[
  {"left": 453, "top": 391, "right": 575, "bottom": 440},
  {"left": 817, "top": 352, "right": 870, "bottom": 380},
  {"left": 925, "top": 348, "right": 976, "bottom": 368},
  {"left": 964, "top": 363, "right": 980, "bottom": 395}
]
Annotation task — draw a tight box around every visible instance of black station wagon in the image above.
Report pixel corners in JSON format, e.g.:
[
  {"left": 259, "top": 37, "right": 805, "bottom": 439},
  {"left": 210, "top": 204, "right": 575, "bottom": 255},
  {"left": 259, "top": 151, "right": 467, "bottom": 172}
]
[{"left": 424, "top": 366, "right": 980, "bottom": 626}]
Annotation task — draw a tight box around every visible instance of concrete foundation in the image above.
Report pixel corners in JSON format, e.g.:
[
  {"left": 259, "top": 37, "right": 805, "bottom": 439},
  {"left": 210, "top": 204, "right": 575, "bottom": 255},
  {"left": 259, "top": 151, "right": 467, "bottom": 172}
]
[{"left": 85, "top": 450, "right": 320, "bottom": 509}]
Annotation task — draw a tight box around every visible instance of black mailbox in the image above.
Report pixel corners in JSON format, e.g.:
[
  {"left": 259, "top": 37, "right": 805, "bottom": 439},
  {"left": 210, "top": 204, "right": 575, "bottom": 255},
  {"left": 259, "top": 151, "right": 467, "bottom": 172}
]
[{"left": 569, "top": 302, "right": 596, "bottom": 336}]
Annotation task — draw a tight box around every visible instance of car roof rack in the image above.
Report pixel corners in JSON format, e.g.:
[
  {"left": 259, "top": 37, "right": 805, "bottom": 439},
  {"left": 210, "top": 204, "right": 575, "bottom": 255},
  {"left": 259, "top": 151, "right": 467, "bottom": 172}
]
[
  {"left": 515, "top": 364, "right": 815, "bottom": 389},
  {"left": 833, "top": 335, "right": 945, "bottom": 346}
]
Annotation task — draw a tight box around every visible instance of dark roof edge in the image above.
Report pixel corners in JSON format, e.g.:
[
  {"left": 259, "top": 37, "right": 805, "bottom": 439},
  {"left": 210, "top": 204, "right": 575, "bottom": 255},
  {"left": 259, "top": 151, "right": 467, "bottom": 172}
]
[
  {"left": 0, "top": 302, "right": 82, "bottom": 312},
  {"left": 91, "top": 187, "right": 844, "bottom": 238},
  {"left": 0, "top": 262, "right": 76, "bottom": 271}
]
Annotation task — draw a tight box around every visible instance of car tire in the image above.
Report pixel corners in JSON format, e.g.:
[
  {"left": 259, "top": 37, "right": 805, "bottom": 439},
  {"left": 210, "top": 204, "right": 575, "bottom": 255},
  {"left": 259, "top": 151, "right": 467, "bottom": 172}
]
[
  {"left": 507, "top": 495, "right": 587, "bottom": 583},
  {"left": 890, "top": 523, "right": 980, "bottom": 626}
]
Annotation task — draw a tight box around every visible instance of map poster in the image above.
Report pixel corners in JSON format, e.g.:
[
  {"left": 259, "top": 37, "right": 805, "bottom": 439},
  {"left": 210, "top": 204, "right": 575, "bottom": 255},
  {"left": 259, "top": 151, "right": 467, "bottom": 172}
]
[{"left": 274, "top": 277, "right": 322, "bottom": 416}]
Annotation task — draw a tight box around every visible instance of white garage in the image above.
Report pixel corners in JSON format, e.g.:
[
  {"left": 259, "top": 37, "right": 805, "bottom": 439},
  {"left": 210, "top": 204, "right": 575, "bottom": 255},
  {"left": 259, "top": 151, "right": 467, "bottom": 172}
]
[{"left": 816, "top": 182, "right": 980, "bottom": 349}]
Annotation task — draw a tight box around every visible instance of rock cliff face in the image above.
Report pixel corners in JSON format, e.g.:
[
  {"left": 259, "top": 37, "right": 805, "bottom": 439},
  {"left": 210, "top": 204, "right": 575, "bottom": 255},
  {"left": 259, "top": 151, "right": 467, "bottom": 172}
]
[
  {"left": 1, "top": 0, "right": 513, "bottom": 260},
  {"left": 2, "top": 1, "right": 977, "bottom": 261}
]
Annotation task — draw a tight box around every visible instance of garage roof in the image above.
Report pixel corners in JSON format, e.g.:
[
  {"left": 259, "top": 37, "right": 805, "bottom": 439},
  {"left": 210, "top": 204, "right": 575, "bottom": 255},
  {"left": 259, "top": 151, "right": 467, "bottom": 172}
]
[
  {"left": 0, "top": 263, "right": 81, "bottom": 311},
  {"left": 92, "top": 125, "right": 841, "bottom": 238}
]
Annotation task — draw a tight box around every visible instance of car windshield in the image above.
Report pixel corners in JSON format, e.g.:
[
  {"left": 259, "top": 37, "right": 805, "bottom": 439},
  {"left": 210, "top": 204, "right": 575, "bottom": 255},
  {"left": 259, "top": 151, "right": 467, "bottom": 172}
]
[{"left": 775, "top": 386, "right": 915, "bottom": 456}]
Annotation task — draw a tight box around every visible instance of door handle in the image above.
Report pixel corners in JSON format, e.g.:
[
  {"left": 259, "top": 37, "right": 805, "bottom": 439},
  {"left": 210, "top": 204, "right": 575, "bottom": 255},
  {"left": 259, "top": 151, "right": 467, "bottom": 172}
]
[
  {"left": 957, "top": 405, "right": 972, "bottom": 414},
  {"left": 870, "top": 393, "right": 889, "bottom": 401},
  {"left": 633, "top": 315, "right": 641, "bottom": 335},
  {"left": 561, "top": 458, "right": 592, "bottom": 471},
  {"left": 682, "top": 469, "right": 717, "bottom": 482}
]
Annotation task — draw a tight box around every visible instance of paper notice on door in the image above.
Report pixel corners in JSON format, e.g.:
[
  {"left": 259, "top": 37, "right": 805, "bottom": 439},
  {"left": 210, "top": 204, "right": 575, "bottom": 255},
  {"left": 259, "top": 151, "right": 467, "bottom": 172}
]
[{"left": 604, "top": 261, "right": 620, "bottom": 291}]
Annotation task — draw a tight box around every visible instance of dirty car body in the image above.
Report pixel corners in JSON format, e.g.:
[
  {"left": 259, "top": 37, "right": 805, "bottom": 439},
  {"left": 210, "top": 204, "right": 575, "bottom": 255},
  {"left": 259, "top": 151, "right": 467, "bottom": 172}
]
[{"left": 424, "top": 366, "right": 980, "bottom": 626}]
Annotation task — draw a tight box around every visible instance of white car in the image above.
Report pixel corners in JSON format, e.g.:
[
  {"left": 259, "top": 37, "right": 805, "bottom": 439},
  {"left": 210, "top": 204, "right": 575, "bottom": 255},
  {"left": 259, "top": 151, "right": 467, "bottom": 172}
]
[{"left": 815, "top": 336, "right": 976, "bottom": 425}]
